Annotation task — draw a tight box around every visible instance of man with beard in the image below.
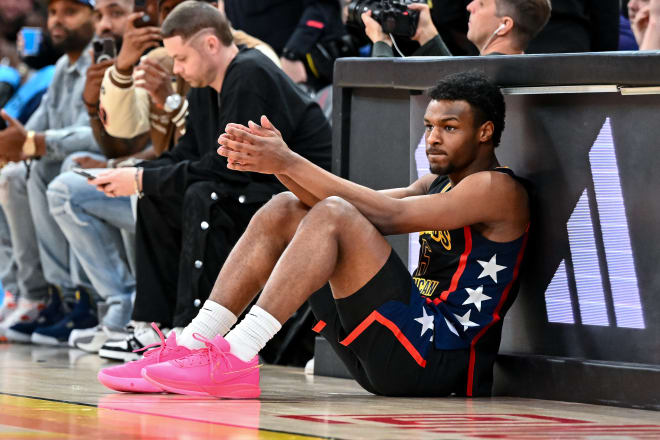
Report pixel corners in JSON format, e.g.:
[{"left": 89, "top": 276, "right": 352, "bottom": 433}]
[
  {"left": 0, "top": 0, "right": 100, "bottom": 345},
  {"left": 77, "top": 0, "right": 151, "bottom": 164}
]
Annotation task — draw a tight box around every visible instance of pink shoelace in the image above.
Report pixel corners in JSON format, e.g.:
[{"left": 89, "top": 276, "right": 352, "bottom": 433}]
[{"left": 131, "top": 322, "right": 169, "bottom": 363}]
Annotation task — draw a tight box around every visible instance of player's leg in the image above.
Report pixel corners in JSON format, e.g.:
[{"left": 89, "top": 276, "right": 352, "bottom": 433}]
[
  {"left": 254, "top": 196, "right": 393, "bottom": 323},
  {"left": 140, "top": 196, "right": 394, "bottom": 397},
  {"left": 175, "top": 192, "right": 311, "bottom": 346}
]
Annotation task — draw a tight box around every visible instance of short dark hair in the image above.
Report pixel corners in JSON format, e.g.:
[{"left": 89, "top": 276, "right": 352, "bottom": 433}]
[
  {"left": 496, "top": 0, "right": 551, "bottom": 49},
  {"left": 161, "top": 1, "right": 233, "bottom": 46},
  {"left": 427, "top": 71, "right": 505, "bottom": 148}
]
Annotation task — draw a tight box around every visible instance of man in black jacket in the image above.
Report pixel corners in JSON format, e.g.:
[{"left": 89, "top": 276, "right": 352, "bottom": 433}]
[
  {"left": 224, "top": 0, "right": 346, "bottom": 87},
  {"left": 91, "top": 0, "right": 332, "bottom": 359}
]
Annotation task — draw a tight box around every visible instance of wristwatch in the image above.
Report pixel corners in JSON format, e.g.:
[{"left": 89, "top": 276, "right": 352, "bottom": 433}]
[
  {"left": 164, "top": 93, "right": 182, "bottom": 113},
  {"left": 23, "top": 130, "right": 36, "bottom": 157}
]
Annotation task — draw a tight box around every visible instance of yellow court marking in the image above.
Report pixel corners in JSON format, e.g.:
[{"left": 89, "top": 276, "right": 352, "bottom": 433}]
[{"left": 0, "top": 394, "right": 324, "bottom": 440}]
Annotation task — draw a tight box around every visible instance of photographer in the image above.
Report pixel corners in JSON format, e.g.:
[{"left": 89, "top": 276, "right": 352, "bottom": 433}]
[
  {"left": 359, "top": 0, "right": 551, "bottom": 57},
  {"left": 360, "top": 2, "right": 451, "bottom": 57}
]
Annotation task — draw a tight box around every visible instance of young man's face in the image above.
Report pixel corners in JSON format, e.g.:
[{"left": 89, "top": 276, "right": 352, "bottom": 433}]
[
  {"left": 48, "top": 0, "right": 95, "bottom": 53},
  {"left": 466, "top": 0, "right": 501, "bottom": 50},
  {"left": 93, "top": 0, "right": 132, "bottom": 42},
  {"left": 423, "top": 99, "right": 485, "bottom": 175}
]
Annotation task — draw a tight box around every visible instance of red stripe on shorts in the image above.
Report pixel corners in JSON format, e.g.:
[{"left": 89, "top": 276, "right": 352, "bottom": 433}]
[{"left": 340, "top": 311, "right": 426, "bottom": 368}]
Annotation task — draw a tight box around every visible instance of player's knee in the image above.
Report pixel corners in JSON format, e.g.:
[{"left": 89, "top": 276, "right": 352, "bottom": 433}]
[
  {"left": 305, "top": 196, "right": 357, "bottom": 231},
  {"left": 252, "top": 192, "right": 307, "bottom": 229}
]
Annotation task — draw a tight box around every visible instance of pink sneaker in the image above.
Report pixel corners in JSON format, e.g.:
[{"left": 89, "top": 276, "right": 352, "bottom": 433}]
[
  {"left": 141, "top": 334, "right": 261, "bottom": 399},
  {"left": 97, "top": 324, "right": 192, "bottom": 393}
]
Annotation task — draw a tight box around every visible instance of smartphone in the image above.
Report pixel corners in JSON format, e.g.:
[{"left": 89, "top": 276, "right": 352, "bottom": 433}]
[
  {"left": 93, "top": 38, "right": 116, "bottom": 63},
  {"left": 133, "top": 0, "right": 158, "bottom": 28},
  {"left": 19, "top": 27, "right": 42, "bottom": 57},
  {"left": 72, "top": 168, "right": 96, "bottom": 180}
]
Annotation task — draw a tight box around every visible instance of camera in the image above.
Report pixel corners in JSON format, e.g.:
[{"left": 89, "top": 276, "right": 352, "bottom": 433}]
[
  {"left": 93, "top": 38, "right": 116, "bottom": 63},
  {"left": 347, "top": 0, "right": 421, "bottom": 38}
]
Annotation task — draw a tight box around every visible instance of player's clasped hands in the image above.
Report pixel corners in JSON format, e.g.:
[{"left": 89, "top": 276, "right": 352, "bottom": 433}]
[{"left": 218, "top": 115, "right": 293, "bottom": 175}]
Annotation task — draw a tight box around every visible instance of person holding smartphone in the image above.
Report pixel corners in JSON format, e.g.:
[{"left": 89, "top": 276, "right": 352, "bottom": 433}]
[
  {"left": 0, "top": 0, "right": 100, "bottom": 345},
  {"left": 48, "top": 0, "right": 284, "bottom": 360}
]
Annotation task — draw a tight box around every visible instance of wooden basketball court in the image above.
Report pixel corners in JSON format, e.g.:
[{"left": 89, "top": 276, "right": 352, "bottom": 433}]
[{"left": 0, "top": 343, "right": 658, "bottom": 439}]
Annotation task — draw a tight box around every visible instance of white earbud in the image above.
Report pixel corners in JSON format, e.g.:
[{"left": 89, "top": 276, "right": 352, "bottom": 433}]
[
  {"left": 494, "top": 23, "right": 507, "bottom": 35},
  {"left": 480, "top": 23, "right": 507, "bottom": 53}
]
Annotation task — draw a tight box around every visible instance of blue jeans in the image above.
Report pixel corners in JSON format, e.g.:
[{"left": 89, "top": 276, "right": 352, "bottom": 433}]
[
  {"left": 47, "top": 155, "right": 136, "bottom": 330},
  {"left": 0, "top": 162, "right": 51, "bottom": 301},
  {"left": 0, "top": 205, "right": 18, "bottom": 295}
]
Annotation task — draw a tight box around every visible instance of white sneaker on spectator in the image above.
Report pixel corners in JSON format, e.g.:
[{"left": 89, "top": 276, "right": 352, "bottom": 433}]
[
  {"left": 0, "top": 298, "right": 45, "bottom": 342},
  {"left": 76, "top": 325, "right": 129, "bottom": 354},
  {"left": 98, "top": 322, "right": 167, "bottom": 362},
  {"left": 68, "top": 325, "right": 99, "bottom": 348}
]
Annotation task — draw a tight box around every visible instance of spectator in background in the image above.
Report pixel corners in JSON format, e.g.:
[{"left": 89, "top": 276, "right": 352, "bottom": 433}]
[
  {"left": 620, "top": 1, "right": 639, "bottom": 50},
  {"left": 0, "top": 0, "right": 99, "bottom": 345},
  {"left": 526, "top": 0, "right": 620, "bottom": 53},
  {"left": 0, "top": 0, "right": 40, "bottom": 66},
  {"left": 224, "top": 0, "right": 347, "bottom": 89},
  {"left": 628, "top": 0, "right": 660, "bottom": 49},
  {"left": 48, "top": 0, "right": 282, "bottom": 357},
  {"left": 50, "top": 0, "right": 193, "bottom": 355},
  {"left": 0, "top": 1, "right": 54, "bottom": 323},
  {"left": 47, "top": 0, "right": 151, "bottom": 351},
  {"left": 92, "top": 1, "right": 331, "bottom": 373}
]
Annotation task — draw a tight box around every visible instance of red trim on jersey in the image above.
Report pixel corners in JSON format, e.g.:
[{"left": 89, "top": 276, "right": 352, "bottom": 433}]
[
  {"left": 306, "top": 20, "right": 325, "bottom": 29},
  {"left": 466, "top": 229, "right": 529, "bottom": 396},
  {"left": 434, "top": 226, "right": 473, "bottom": 305},
  {"left": 340, "top": 311, "right": 427, "bottom": 367},
  {"left": 312, "top": 320, "right": 326, "bottom": 333}
]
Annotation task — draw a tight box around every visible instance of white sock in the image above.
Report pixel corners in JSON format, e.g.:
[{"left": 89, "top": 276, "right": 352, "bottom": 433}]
[
  {"left": 178, "top": 300, "right": 237, "bottom": 349},
  {"left": 225, "top": 305, "right": 282, "bottom": 362}
]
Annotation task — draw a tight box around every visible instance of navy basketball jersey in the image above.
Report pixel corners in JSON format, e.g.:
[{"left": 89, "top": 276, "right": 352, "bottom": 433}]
[{"left": 411, "top": 168, "right": 528, "bottom": 390}]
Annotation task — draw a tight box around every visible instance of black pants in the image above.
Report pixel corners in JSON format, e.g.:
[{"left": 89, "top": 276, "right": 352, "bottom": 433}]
[{"left": 133, "top": 181, "right": 264, "bottom": 328}]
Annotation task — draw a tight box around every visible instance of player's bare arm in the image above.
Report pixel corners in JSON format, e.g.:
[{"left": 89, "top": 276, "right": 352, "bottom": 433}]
[{"left": 218, "top": 117, "right": 527, "bottom": 240}]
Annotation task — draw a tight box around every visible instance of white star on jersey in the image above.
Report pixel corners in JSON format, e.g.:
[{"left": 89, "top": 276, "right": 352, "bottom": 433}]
[
  {"left": 477, "top": 254, "right": 506, "bottom": 283},
  {"left": 454, "top": 310, "right": 480, "bottom": 332},
  {"left": 415, "top": 307, "right": 434, "bottom": 339},
  {"left": 463, "top": 285, "right": 491, "bottom": 312}
]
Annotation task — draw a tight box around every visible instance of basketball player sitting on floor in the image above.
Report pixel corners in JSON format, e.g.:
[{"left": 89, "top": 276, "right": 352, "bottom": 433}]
[{"left": 98, "top": 70, "right": 530, "bottom": 398}]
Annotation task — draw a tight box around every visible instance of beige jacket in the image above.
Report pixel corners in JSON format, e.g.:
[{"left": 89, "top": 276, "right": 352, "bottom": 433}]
[{"left": 99, "top": 30, "right": 279, "bottom": 155}]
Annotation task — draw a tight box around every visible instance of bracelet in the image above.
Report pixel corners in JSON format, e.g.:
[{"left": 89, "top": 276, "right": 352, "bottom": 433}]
[{"left": 134, "top": 167, "right": 144, "bottom": 198}]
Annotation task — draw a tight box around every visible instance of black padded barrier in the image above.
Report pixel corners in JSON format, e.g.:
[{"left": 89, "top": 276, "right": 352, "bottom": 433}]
[{"left": 318, "top": 52, "right": 660, "bottom": 410}]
